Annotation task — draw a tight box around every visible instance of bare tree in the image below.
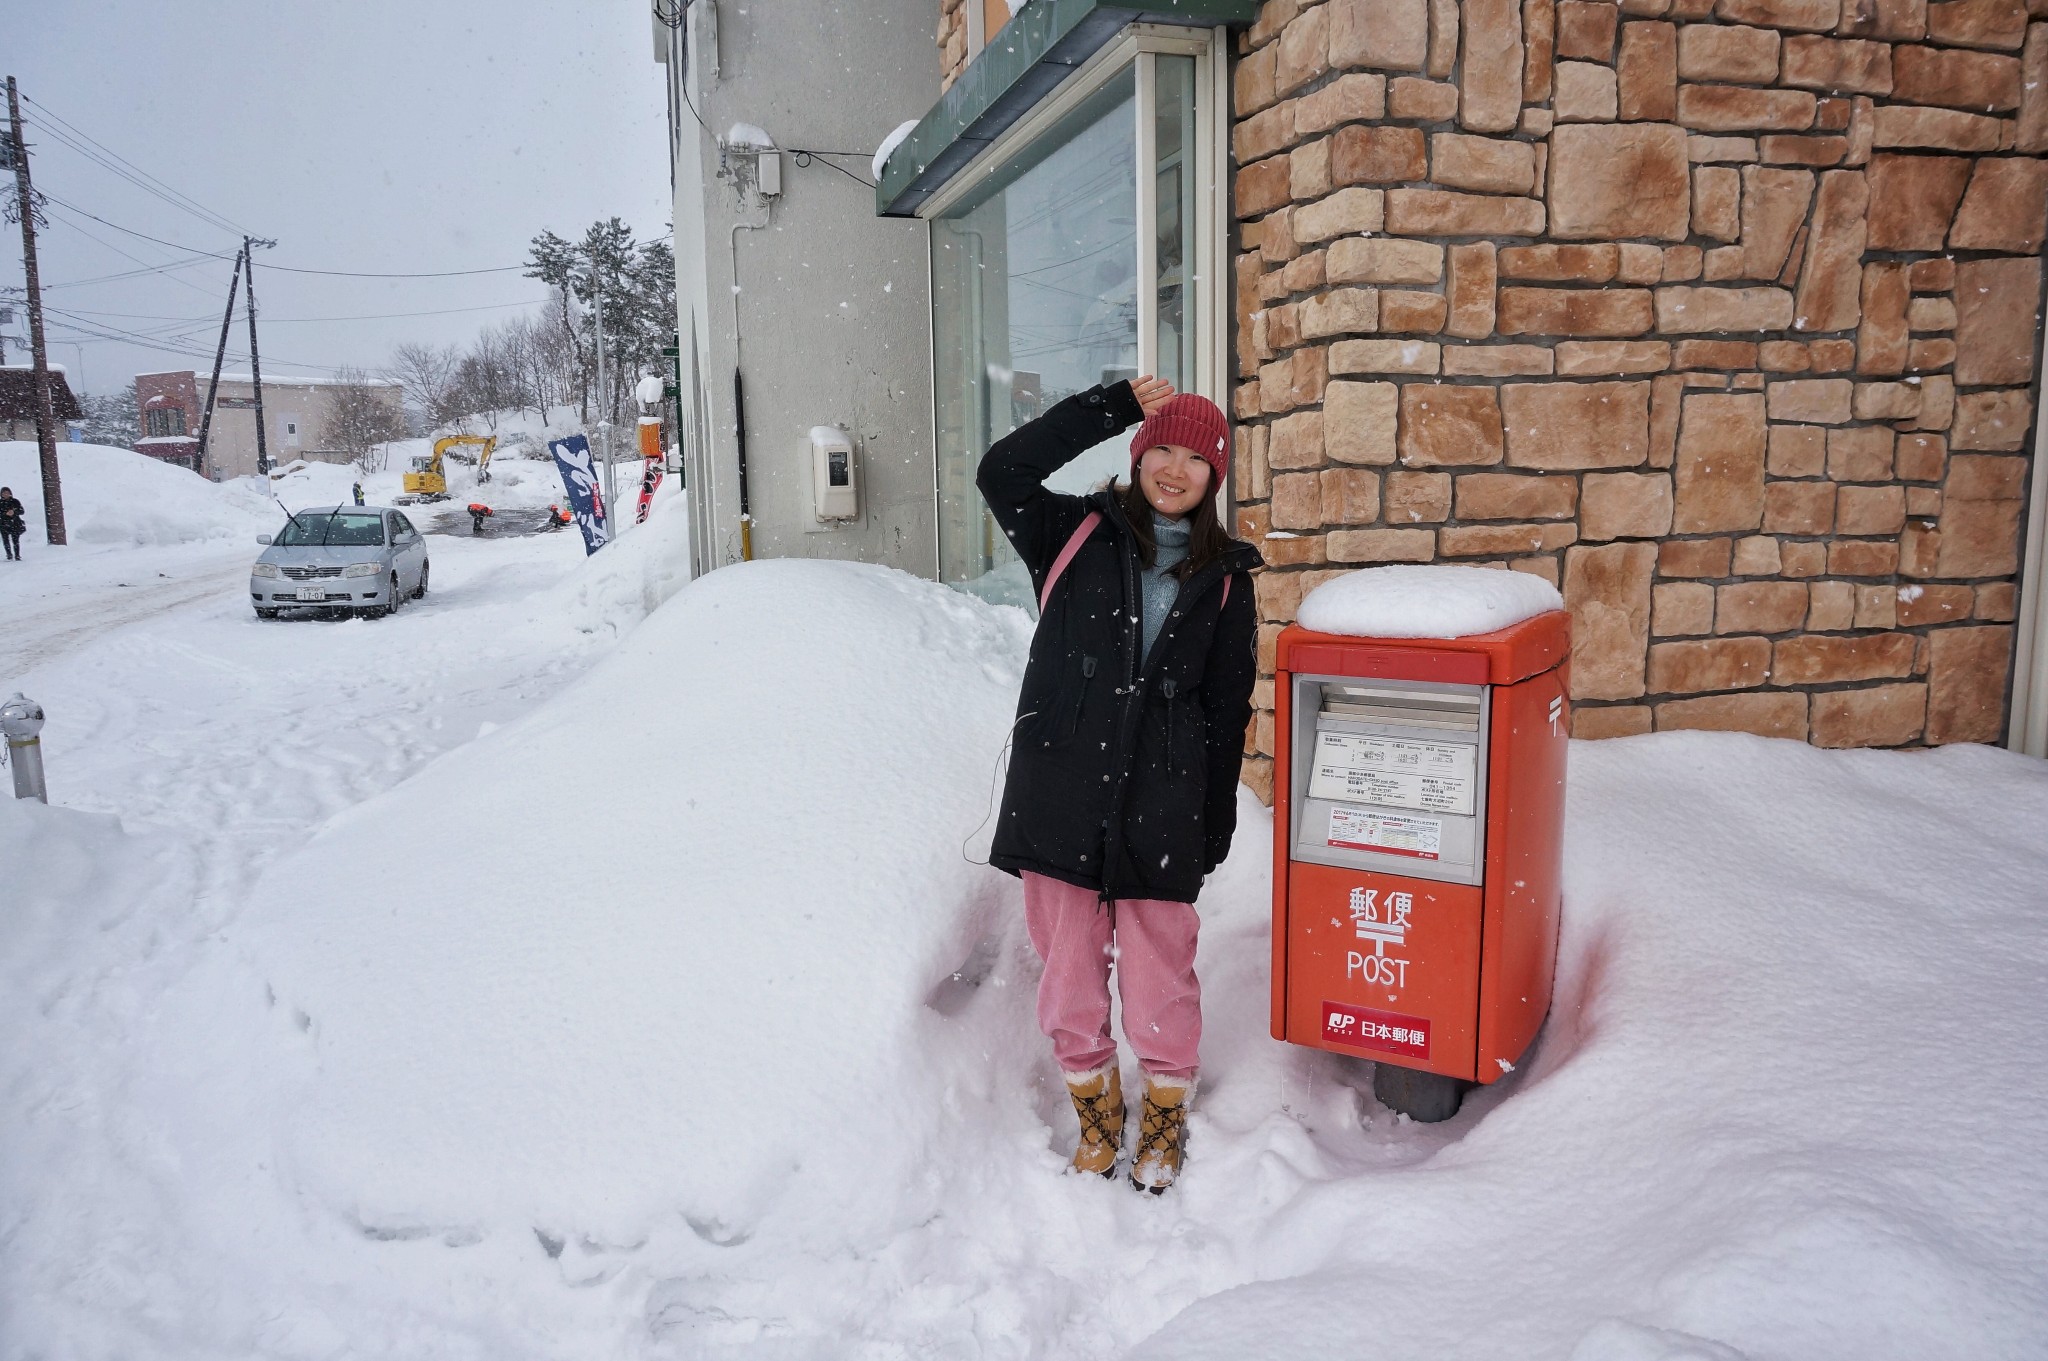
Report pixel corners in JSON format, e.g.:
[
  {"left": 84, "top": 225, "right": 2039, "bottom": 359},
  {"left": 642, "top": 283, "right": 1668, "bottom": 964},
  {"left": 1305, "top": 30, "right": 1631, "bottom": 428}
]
[
  {"left": 322, "top": 366, "right": 409, "bottom": 469},
  {"left": 387, "top": 341, "right": 463, "bottom": 431}
]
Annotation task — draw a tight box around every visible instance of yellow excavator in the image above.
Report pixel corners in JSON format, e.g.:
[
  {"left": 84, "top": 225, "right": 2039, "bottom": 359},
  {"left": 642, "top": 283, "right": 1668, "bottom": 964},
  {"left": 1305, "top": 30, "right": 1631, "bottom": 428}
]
[{"left": 399, "top": 434, "right": 497, "bottom": 503}]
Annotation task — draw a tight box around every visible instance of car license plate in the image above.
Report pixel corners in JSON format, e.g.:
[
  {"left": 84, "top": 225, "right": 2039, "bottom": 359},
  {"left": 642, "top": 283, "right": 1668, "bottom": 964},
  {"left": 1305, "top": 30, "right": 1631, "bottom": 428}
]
[{"left": 296, "top": 587, "right": 327, "bottom": 601}]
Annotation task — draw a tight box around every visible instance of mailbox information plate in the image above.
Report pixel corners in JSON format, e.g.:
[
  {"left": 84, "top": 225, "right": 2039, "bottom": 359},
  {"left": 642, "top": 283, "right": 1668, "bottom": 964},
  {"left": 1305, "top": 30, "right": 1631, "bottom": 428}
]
[{"left": 1308, "top": 732, "right": 1477, "bottom": 815}]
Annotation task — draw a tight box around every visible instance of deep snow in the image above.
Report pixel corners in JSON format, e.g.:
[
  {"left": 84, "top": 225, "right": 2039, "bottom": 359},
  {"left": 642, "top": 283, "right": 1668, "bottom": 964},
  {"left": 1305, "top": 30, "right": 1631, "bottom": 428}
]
[{"left": 2, "top": 461, "right": 2045, "bottom": 1359}]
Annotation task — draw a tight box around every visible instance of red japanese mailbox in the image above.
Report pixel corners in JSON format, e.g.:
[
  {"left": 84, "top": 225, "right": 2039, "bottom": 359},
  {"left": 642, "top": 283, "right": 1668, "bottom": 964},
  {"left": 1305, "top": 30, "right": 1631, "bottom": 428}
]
[{"left": 1270, "top": 610, "right": 1570, "bottom": 1119}]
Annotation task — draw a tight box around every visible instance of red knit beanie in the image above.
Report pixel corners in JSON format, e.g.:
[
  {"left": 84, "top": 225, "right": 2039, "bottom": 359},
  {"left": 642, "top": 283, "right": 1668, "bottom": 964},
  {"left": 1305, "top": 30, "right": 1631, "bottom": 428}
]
[{"left": 1129, "top": 393, "right": 1230, "bottom": 491}]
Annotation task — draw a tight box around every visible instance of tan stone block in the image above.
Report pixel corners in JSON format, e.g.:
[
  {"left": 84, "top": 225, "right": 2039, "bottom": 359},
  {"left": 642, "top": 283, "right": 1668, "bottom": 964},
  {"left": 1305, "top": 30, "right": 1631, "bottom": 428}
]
[
  {"left": 2022, "top": 23, "right": 2048, "bottom": 151},
  {"left": 1647, "top": 635, "right": 1772, "bottom": 691},
  {"left": 1275, "top": 2, "right": 1332, "bottom": 97},
  {"left": 1522, "top": 106, "right": 1559, "bottom": 135},
  {"left": 1824, "top": 425, "right": 1893, "bottom": 480},
  {"left": 1236, "top": 105, "right": 1299, "bottom": 165},
  {"left": 1444, "top": 343, "right": 1554, "bottom": 375},
  {"left": 1400, "top": 384, "right": 1507, "bottom": 465},
  {"left": 1870, "top": 104, "right": 2004, "bottom": 149},
  {"left": 1292, "top": 345, "right": 1330, "bottom": 407},
  {"left": 1329, "top": 0, "right": 1432, "bottom": 71},
  {"left": 1325, "top": 380, "right": 1401, "bottom": 465},
  {"left": 1851, "top": 581, "right": 1896, "bottom": 628},
  {"left": 1293, "top": 188, "right": 1387, "bottom": 243},
  {"left": 1836, "top": 483, "right": 1907, "bottom": 534},
  {"left": 1455, "top": 471, "right": 1581, "bottom": 519},
  {"left": 1574, "top": 704, "right": 1655, "bottom": 737},
  {"left": 1733, "top": 166, "right": 1815, "bottom": 279},
  {"left": 1328, "top": 240, "right": 1445, "bottom": 287},
  {"left": 1559, "top": 0, "right": 1622, "bottom": 55},
  {"left": 1774, "top": 631, "right": 1917, "bottom": 683},
  {"left": 1529, "top": 0, "right": 1561, "bottom": 97},
  {"left": 1512, "top": 555, "right": 1564, "bottom": 587},
  {"left": 1912, "top": 373, "right": 1955, "bottom": 432},
  {"left": 1907, "top": 297, "right": 1957, "bottom": 333},
  {"left": 1764, "top": 479, "right": 1837, "bottom": 532},
  {"left": 1235, "top": 39, "right": 1281, "bottom": 116},
  {"left": 1390, "top": 75, "right": 1464, "bottom": 119},
  {"left": 1759, "top": 133, "right": 1850, "bottom": 165},
  {"left": 1248, "top": 1, "right": 1302, "bottom": 50},
  {"left": 1271, "top": 471, "right": 1323, "bottom": 530},
  {"left": 1547, "top": 122, "right": 1693, "bottom": 240},
  {"left": 1331, "top": 128, "right": 1428, "bottom": 188},
  {"left": 1926, "top": 624, "right": 2014, "bottom": 743},
  {"left": 1297, "top": 288, "right": 1380, "bottom": 341},
  {"left": 1498, "top": 288, "right": 1657, "bottom": 336},
  {"left": 1236, "top": 501, "right": 1274, "bottom": 547},
  {"left": 1678, "top": 84, "right": 1819, "bottom": 131},
  {"left": 1759, "top": 340, "right": 1811, "bottom": 371},
  {"left": 1619, "top": 243, "right": 1668, "bottom": 284},
  {"left": 1331, "top": 339, "right": 1443, "bottom": 374},
  {"left": 1674, "top": 339, "right": 1761, "bottom": 368},
  {"left": 1463, "top": 0, "right": 1528, "bottom": 131},
  {"left": 1828, "top": 538, "right": 1902, "bottom": 573},
  {"left": 1671, "top": 391, "right": 1768, "bottom": 533},
  {"left": 1892, "top": 44, "right": 2022, "bottom": 109},
  {"left": 1693, "top": 166, "right": 1742, "bottom": 241},
  {"left": 1781, "top": 538, "right": 1828, "bottom": 574},
  {"left": 1677, "top": 23, "right": 1783, "bottom": 80},
  {"left": 1927, "top": 0, "right": 2027, "bottom": 47},
  {"left": 1908, "top": 338, "right": 1957, "bottom": 371},
  {"left": 1909, "top": 256, "right": 1956, "bottom": 292},
  {"left": 1558, "top": 341, "right": 1675, "bottom": 374},
  {"left": 1381, "top": 291, "right": 1448, "bottom": 334},
  {"left": 1385, "top": 469, "right": 1453, "bottom": 522},
  {"left": 1295, "top": 74, "right": 1391, "bottom": 134},
  {"left": 1656, "top": 690, "right": 1810, "bottom": 737},
  {"left": 1765, "top": 378, "right": 1851, "bottom": 423},
  {"left": 1430, "top": 0, "right": 1462, "bottom": 76},
  {"left": 1430, "top": 133, "right": 1538, "bottom": 193},
  {"left": 1268, "top": 411, "right": 1325, "bottom": 471},
  {"left": 1282, "top": 249, "right": 1330, "bottom": 295},
  {"left": 1255, "top": 568, "right": 1310, "bottom": 623},
  {"left": 1651, "top": 372, "right": 1687, "bottom": 467},
  {"left": 1238, "top": 156, "right": 1295, "bottom": 218},
  {"left": 1565, "top": 541, "right": 1659, "bottom": 699},
  {"left": 1782, "top": 34, "right": 1895, "bottom": 91},
  {"left": 1947, "top": 453, "right": 2027, "bottom": 499},
  {"left": 1733, "top": 534, "right": 1784, "bottom": 573},
  {"left": 1291, "top": 139, "right": 1335, "bottom": 201},
  {"left": 1703, "top": 245, "right": 1748, "bottom": 281},
  {"left": 1620, "top": 21, "right": 1681, "bottom": 118},
  {"left": 1856, "top": 263, "right": 1911, "bottom": 377},
  {"left": 1907, "top": 485, "right": 1943, "bottom": 515},
  {"left": 1768, "top": 424, "right": 1829, "bottom": 476},
  {"left": 1500, "top": 245, "right": 1621, "bottom": 284},
  {"left": 1445, "top": 242, "right": 1498, "bottom": 340},
  {"left": 1934, "top": 496, "right": 2023, "bottom": 574},
  {"left": 1319, "top": 467, "right": 1384, "bottom": 524},
  {"left": 1654, "top": 286, "right": 1797, "bottom": 333},
  {"left": 1851, "top": 380, "right": 1920, "bottom": 422},
  {"left": 1717, "top": 0, "right": 1844, "bottom": 29},
  {"left": 1502, "top": 380, "right": 1654, "bottom": 468},
  {"left": 1896, "top": 582, "right": 1976, "bottom": 625},
  {"left": 1954, "top": 259, "right": 2043, "bottom": 387},
  {"left": 1659, "top": 536, "right": 1735, "bottom": 575},
  {"left": 1975, "top": 581, "right": 2017, "bottom": 620},
  {"left": 1809, "top": 578, "right": 1857, "bottom": 628},
  {"left": 1557, "top": 61, "right": 1623, "bottom": 119},
  {"left": 1260, "top": 357, "right": 1295, "bottom": 414},
  {"left": 1791, "top": 169, "right": 1868, "bottom": 333},
  {"left": 1582, "top": 471, "right": 1678, "bottom": 539},
  {"left": 1662, "top": 245, "right": 1706, "bottom": 282},
  {"left": 1327, "top": 527, "right": 1439, "bottom": 562},
  {"left": 1689, "top": 133, "right": 1763, "bottom": 160},
  {"left": 1952, "top": 389, "right": 2033, "bottom": 451},
  {"left": 1837, "top": 0, "right": 1928, "bottom": 39},
  {"left": 1809, "top": 338, "right": 1857, "bottom": 372},
  {"left": 1811, "top": 684, "right": 1927, "bottom": 746},
  {"left": 1654, "top": 580, "right": 1717, "bottom": 634},
  {"left": 1895, "top": 432, "right": 1947, "bottom": 481},
  {"left": 1386, "top": 189, "right": 1546, "bottom": 235},
  {"left": 1864, "top": 154, "right": 1972, "bottom": 250},
  {"left": 1441, "top": 521, "right": 1582, "bottom": 554}
]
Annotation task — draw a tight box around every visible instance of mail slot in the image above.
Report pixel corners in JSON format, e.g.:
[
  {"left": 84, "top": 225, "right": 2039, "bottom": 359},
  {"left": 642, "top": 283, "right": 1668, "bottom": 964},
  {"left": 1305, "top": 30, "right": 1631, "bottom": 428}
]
[{"left": 1270, "top": 607, "right": 1570, "bottom": 1119}]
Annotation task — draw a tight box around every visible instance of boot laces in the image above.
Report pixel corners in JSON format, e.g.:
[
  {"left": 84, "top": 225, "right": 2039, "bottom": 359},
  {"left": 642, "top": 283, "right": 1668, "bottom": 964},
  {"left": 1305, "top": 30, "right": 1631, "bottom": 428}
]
[
  {"left": 1074, "top": 1083, "right": 1123, "bottom": 1151},
  {"left": 1134, "top": 1091, "right": 1187, "bottom": 1168}
]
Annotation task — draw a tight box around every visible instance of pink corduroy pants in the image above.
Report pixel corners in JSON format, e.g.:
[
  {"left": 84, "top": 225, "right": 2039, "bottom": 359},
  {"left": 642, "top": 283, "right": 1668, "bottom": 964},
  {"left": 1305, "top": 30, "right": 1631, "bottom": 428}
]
[{"left": 1021, "top": 870, "right": 1202, "bottom": 1080}]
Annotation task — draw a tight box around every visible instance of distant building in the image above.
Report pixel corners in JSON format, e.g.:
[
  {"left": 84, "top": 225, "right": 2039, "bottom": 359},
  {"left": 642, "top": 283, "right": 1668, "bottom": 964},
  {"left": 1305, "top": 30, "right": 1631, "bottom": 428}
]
[
  {"left": 132, "top": 370, "right": 405, "bottom": 480},
  {"left": 0, "top": 365, "right": 86, "bottom": 442}
]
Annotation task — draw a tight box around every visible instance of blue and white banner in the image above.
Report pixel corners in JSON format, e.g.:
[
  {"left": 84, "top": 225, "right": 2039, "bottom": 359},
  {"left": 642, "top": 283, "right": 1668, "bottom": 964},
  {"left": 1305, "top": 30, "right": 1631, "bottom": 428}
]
[{"left": 548, "top": 434, "right": 610, "bottom": 556}]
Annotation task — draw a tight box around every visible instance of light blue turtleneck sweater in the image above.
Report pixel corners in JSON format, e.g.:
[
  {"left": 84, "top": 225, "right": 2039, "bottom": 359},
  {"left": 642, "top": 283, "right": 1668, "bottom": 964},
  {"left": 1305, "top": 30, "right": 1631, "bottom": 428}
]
[{"left": 1139, "top": 511, "right": 1191, "bottom": 665}]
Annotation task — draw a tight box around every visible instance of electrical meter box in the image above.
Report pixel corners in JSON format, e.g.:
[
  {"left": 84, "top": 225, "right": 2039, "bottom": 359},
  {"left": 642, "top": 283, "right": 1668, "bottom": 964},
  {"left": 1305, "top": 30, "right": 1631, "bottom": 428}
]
[
  {"left": 1271, "top": 611, "right": 1570, "bottom": 1094},
  {"left": 808, "top": 426, "right": 858, "bottom": 523}
]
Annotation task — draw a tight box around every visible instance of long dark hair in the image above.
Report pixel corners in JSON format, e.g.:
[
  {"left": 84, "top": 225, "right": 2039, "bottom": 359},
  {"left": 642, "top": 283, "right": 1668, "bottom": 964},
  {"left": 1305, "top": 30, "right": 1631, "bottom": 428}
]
[{"left": 1116, "top": 476, "right": 1233, "bottom": 581}]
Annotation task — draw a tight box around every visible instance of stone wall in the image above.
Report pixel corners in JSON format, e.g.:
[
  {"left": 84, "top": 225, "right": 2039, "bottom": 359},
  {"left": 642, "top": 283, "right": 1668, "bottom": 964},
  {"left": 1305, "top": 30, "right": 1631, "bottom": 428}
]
[{"left": 1230, "top": 0, "right": 2045, "bottom": 795}]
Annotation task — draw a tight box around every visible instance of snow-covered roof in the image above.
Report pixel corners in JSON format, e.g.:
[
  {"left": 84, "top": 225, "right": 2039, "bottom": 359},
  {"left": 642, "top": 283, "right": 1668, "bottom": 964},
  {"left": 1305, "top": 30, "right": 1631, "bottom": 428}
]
[{"left": 135, "top": 435, "right": 199, "bottom": 446}]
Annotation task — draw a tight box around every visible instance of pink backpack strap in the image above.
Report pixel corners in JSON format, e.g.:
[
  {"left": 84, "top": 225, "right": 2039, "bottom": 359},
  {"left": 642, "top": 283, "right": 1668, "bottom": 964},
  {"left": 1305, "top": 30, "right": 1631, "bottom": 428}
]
[
  {"left": 1039, "top": 511, "right": 1102, "bottom": 613},
  {"left": 1220, "top": 575, "right": 1231, "bottom": 610}
]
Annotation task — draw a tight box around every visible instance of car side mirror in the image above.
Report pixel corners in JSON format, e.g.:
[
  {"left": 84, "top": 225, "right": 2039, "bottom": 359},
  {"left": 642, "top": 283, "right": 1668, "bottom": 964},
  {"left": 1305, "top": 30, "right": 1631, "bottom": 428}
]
[{"left": 256, "top": 533, "right": 273, "bottom": 545}]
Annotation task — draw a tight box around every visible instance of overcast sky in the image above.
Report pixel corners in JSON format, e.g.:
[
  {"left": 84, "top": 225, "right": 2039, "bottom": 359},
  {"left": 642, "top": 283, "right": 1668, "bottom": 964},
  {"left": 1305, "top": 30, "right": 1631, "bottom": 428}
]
[{"left": 12, "top": 1, "right": 671, "bottom": 397}]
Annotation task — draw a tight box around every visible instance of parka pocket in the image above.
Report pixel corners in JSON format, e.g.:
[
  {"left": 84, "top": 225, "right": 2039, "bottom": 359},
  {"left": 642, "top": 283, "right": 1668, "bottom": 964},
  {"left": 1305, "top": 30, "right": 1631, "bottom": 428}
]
[{"left": 1036, "top": 654, "right": 1097, "bottom": 747}]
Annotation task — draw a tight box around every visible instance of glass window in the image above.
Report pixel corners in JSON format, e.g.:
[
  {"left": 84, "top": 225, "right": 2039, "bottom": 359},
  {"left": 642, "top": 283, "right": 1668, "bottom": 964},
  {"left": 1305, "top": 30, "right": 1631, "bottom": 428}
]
[
  {"left": 274, "top": 512, "right": 386, "bottom": 547},
  {"left": 930, "top": 52, "right": 1207, "bottom": 606}
]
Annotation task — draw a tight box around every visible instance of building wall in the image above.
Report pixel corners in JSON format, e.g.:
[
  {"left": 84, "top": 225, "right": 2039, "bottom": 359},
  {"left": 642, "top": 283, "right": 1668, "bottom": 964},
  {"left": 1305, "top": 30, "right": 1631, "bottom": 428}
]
[
  {"left": 1214, "top": 0, "right": 2046, "bottom": 792},
  {"left": 665, "top": 0, "right": 941, "bottom": 577},
  {"left": 156, "top": 373, "right": 403, "bottom": 479}
]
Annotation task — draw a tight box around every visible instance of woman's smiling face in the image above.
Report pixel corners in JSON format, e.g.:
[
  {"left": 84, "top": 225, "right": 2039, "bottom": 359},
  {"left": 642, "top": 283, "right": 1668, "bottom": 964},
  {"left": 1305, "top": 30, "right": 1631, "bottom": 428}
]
[{"left": 1136, "top": 444, "right": 1211, "bottom": 519}]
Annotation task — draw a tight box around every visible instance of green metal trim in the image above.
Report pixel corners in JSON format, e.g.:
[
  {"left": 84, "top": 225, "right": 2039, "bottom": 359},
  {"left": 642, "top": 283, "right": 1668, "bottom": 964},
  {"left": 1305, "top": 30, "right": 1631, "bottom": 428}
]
[{"left": 875, "top": 0, "right": 1256, "bottom": 218}]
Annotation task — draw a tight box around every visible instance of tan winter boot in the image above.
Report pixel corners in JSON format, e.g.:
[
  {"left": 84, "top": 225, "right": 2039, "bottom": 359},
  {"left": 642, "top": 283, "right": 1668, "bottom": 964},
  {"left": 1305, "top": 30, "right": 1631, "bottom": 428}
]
[
  {"left": 1129, "top": 1074, "right": 1195, "bottom": 1194},
  {"left": 1063, "top": 1064, "right": 1125, "bottom": 1178}
]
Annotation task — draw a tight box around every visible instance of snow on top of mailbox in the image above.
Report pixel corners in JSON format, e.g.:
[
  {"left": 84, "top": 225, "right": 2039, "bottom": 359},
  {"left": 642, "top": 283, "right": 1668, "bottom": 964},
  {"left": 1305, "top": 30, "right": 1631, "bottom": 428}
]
[{"left": 1297, "top": 564, "right": 1563, "bottom": 639}]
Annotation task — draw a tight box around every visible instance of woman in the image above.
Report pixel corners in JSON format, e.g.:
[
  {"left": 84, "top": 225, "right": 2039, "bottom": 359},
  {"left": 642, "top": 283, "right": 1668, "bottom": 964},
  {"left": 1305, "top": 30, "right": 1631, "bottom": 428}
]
[
  {"left": 0, "top": 485, "right": 25, "bottom": 561},
  {"left": 977, "top": 375, "right": 1262, "bottom": 1193}
]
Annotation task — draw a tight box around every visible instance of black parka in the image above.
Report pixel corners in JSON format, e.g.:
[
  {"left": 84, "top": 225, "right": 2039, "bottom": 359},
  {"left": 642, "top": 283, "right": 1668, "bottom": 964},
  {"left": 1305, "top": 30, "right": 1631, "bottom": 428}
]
[{"left": 977, "top": 381, "right": 1263, "bottom": 906}]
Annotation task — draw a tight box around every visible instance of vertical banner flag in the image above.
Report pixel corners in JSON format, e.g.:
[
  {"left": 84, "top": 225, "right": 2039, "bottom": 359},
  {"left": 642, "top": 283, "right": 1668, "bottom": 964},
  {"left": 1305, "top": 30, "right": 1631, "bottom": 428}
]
[
  {"left": 635, "top": 416, "right": 665, "bottom": 525},
  {"left": 548, "top": 434, "right": 609, "bottom": 555}
]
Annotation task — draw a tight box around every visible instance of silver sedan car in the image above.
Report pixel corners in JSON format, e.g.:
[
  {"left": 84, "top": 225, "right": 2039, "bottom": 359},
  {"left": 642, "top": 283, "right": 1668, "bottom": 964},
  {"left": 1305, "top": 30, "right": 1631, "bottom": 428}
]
[{"left": 248, "top": 506, "right": 430, "bottom": 620}]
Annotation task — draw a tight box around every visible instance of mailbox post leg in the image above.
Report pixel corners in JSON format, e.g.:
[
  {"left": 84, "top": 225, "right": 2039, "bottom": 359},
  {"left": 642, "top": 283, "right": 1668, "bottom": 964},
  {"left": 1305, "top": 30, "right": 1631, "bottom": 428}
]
[{"left": 1374, "top": 1064, "right": 1469, "bottom": 1124}]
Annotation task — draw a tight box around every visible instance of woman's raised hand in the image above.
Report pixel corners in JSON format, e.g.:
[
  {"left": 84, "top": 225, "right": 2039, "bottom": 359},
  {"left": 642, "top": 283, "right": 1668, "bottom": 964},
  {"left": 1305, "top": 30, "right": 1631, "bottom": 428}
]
[{"left": 1129, "top": 375, "right": 1176, "bottom": 418}]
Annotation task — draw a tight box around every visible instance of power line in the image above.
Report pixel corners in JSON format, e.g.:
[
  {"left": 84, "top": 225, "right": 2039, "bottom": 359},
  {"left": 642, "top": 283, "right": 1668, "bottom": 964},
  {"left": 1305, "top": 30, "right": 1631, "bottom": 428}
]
[
  {"left": 20, "top": 93, "right": 250, "bottom": 239},
  {"left": 257, "top": 260, "right": 527, "bottom": 279},
  {"left": 40, "top": 191, "right": 239, "bottom": 261},
  {"left": 41, "top": 201, "right": 233, "bottom": 300},
  {"left": 48, "top": 297, "right": 550, "bottom": 324}
]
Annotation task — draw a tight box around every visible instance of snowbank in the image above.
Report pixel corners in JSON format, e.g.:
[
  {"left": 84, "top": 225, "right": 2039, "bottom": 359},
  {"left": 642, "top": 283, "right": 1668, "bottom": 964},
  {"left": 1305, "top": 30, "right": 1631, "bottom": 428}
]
[
  {"left": 1298, "top": 563, "right": 1565, "bottom": 638},
  {"left": 0, "top": 441, "right": 273, "bottom": 547}
]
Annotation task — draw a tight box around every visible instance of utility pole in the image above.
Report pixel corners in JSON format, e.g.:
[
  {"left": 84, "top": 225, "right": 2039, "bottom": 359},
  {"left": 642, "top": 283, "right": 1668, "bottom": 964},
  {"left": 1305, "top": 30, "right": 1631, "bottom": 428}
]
[
  {"left": 7, "top": 77, "right": 64, "bottom": 545},
  {"left": 196, "top": 246, "right": 245, "bottom": 480},
  {"left": 243, "top": 235, "right": 274, "bottom": 476}
]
